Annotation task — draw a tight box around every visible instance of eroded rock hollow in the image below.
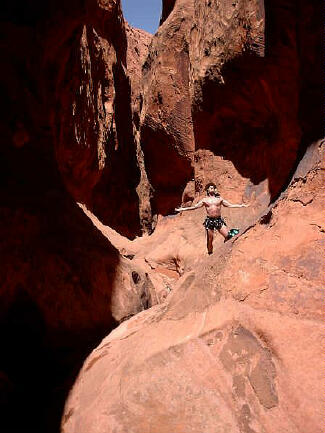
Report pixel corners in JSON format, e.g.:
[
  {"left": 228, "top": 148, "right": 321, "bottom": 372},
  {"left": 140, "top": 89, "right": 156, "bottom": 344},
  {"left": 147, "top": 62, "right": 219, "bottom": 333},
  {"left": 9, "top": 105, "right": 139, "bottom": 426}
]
[{"left": 1, "top": 0, "right": 323, "bottom": 432}]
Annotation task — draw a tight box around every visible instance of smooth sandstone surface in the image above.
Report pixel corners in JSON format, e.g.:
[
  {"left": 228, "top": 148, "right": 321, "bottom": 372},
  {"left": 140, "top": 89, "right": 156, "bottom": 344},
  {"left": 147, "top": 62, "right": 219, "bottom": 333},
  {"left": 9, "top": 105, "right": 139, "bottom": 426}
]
[{"left": 62, "top": 142, "right": 324, "bottom": 433}]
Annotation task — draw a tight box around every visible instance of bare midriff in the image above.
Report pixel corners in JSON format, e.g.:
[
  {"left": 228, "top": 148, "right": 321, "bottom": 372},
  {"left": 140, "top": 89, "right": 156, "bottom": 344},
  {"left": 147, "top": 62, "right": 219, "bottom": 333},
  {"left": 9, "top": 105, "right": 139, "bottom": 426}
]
[{"left": 203, "top": 198, "right": 222, "bottom": 217}]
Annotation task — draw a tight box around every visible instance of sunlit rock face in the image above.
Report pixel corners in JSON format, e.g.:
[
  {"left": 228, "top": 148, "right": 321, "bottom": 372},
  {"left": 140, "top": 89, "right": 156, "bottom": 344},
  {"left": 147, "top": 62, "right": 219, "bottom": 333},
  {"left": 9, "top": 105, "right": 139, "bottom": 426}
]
[
  {"left": 190, "top": 0, "right": 319, "bottom": 201},
  {"left": 140, "top": 0, "right": 322, "bottom": 220},
  {"left": 139, "top": 0, "right": 266, "bottom": 218},
  {"left": 140, "top": 0, "right": 196, "bottom": 217},
  {"left": 60, "top": 0, "right": 323, "bottom": 431},
  {"left": 62, "top": 142, "right": 325, "bottom": 433}
]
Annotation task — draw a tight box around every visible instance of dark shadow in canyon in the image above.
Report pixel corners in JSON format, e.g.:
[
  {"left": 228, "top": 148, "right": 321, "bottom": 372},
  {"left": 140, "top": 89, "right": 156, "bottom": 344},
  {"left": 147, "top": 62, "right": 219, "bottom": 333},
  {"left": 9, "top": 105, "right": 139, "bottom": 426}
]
[
  {"left": 160, "top": 0, "right": 177, "bottom": 25},
  {"left": 90, "top": 59, "right": 141, "bottom": 238},
  {"left": 0, "top": 135, "right": 120, "bottom": 433},
  {"left": 0, "top": 2, "right": 125, "bottom": 432},
  {"left": 140, "top": 122, "right": 194, "bottom": 216},
  {"left": 0, "top": 288, "right": 118, "bottom": 433},
  {"left": 51, "top": 16, "right": 141, "bottom": 239}
]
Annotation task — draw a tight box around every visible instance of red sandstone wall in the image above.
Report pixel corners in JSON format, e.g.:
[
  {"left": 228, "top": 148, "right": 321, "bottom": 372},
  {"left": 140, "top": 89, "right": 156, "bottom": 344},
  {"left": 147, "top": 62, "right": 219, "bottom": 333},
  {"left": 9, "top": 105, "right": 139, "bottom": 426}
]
[
  {"left": 140, "top": 0, "right": 323, "bottom": 221},
  {"left": 0, "top": 1, "right": 323, "bottom": 432},
  {"left": 0, "top": 1, "right": 152, "bottom": 431}
]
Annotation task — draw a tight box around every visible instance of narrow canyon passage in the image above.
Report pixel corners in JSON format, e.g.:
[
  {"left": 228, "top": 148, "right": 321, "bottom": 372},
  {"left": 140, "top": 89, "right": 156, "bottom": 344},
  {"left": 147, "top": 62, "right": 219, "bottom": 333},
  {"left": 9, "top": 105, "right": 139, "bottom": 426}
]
[{"left": 0, "top": 1, "right": 323, "bottom": 432}]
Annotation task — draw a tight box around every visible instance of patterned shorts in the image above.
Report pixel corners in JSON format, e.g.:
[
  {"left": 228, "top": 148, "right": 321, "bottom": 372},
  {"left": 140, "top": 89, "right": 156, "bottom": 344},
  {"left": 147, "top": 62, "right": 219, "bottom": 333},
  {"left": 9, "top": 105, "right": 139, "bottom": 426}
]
[{"left": 203, "top": 216, "right": 227, "bottom": 231}]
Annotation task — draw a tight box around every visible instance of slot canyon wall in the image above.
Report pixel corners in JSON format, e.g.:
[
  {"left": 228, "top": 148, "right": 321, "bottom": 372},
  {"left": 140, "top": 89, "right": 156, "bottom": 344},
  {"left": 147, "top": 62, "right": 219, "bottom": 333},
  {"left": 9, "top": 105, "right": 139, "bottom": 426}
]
[
  {"left": 140, "top": 0, "right": 323, "bottom": 219},
  {"left": 0, "top": 0, "right": 323, "bottom": 432},
  {"left": 0, "top": 1, "right": 153, "bottom": 432}
]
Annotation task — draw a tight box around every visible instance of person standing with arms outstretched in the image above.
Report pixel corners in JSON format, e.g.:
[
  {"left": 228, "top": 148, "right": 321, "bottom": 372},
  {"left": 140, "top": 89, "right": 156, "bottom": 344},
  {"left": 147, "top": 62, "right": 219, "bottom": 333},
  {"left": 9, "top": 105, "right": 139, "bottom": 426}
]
[{"left": 175, "top": 183, "right": 249, "bottom": 254}]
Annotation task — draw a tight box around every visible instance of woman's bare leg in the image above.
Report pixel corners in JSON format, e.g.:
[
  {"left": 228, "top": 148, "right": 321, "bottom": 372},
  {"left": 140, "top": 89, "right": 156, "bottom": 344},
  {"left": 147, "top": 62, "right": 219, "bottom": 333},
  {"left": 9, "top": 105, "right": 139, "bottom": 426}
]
[{"left": 206, "top": 229, "right": 214, "bottom": 254}]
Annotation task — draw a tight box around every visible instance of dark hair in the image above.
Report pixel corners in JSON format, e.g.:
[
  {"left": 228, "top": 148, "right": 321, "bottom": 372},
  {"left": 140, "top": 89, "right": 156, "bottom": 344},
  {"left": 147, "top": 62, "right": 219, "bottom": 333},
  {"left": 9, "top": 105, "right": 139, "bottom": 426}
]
[
  {"left": 205, "top": 182, "right": 219, "bottom": 196},
  {"left": 205, "top": 182, "right": 217, "bottom": 191}
]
